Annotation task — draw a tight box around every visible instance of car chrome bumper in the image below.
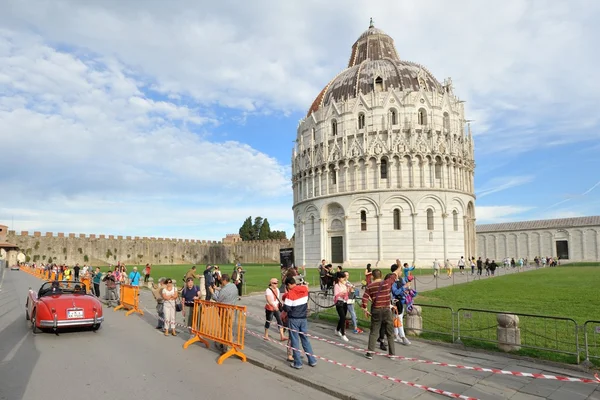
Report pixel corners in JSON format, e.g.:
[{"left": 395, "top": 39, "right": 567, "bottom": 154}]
[{"left": 39, "top": 316, "right": 104, "bottom": 328}]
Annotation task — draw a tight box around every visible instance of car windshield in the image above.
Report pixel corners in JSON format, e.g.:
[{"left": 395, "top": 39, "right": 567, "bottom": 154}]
[{"left": 39, "top": 281, "right": 87, "bottom": 297}]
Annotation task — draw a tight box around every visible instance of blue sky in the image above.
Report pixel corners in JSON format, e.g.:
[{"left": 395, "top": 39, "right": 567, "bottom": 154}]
[{"left": 0, "top": 0, "right": 598, "bottom": 240}]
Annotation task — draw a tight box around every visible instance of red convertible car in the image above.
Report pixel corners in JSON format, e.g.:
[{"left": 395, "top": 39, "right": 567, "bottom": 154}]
[{"left": 26, "top": 281, "right": 103, "bottom": 333}]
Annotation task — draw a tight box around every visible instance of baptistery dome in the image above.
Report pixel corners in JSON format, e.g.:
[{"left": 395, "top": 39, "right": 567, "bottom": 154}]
[{"left": 292, "top": 20, "right": 476, "bottom": 268}]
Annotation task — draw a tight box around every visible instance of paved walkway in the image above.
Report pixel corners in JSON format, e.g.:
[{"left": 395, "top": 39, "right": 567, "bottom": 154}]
[{"left": 134, "top": 270, "right": 600, "bottom": 400}]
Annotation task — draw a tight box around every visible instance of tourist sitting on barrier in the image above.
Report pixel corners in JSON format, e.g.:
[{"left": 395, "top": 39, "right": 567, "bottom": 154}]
[
  {"left": 181, "top": 277, "right": 201, "bottom": 329},
  {"left": 151, "top": 278, "right": 166, "bottom": 330},
  {"left": 283, "top": 276, "right": 317, "bottom": 369},
  {"left": 264, "top": 278, "right": 286, "bottom": 341},
  {"left": 362, "top": 268, "right": 401, "bottom": 359},
  {"left": 162, "top": 278, "right": 179, "bottom": 336},
  {"left": 344, "top": 271, "right": 363, "bottom": 334}
]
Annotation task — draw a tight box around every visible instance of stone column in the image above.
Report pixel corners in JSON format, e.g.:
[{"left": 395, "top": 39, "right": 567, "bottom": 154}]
[
  {"left": 377, "top": 213, "right": 383, "bottom": 263},
  {"left": 582, "top": 230, "right": 587, "bottom": 260},
  {"left": 497, "top": 314, "right": 521, "bottom": 352},
  {"left": 376, "top": 161, "right": 381, "bottom": 189},
  {"left": 319, "top": 218, "right": 327, "bottom": 261},
  {"left": 409, "top": 159, "right": 415, "bottom": 188},
  {"left": 311, "top": 170, "right": 315, "bottom": 198},
  {"left": 325, "top": 167, "right": 330, "bottom": 196},
  {"left": 428, "top": 161, "right": 434, "bottom": 188},
  {"left": 411, "top": 213, "right": 418, "bottom": 264},
  {"left": 354, "top": 163, "right": 359, "bottom": 191},
  {"left": 365, "top": 162, "right": 370, "bottom": 190},
  {"left": 316, "top": 169, "right": 322, "bottom": 197},
  {"left": 398, "top": 159, "right": 403, "bottom": 188},
  {"left": 442, "top": 213, "right": 448, "bottom": 262},
  {"left": 301, "top": 220, "right": 306, "bottom": 266},
  {"left": 343, "top": 216, "right": 350, "bottom": 266},
  {"left": 388, "top": 159, "right": 395, "bottom": 189},
  {"left": 343, "top": 165, "right": 349, "bottom": 193}
]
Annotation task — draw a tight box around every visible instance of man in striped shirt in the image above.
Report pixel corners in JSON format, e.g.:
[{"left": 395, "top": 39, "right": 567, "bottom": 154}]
[{"left": 361, "top": 268, "right": 401, "bottom": 359}]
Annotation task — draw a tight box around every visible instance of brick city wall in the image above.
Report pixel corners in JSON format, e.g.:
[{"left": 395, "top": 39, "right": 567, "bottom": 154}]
[{"left": 6, "top": 230, "right": 292, "bottom": 266}]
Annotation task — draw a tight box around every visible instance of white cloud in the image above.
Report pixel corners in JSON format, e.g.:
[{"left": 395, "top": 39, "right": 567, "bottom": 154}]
[
  {"left": 476, "top": 175, "right": 535, "bottom": 198},
  {"left": 476, "top": 206, "right": 533, "bottom": 223}
]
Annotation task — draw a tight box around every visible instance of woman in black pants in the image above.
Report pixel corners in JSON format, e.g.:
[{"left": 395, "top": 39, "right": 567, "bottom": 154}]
[{"left": 333, "top": 272, "right": 349, "bottom": 342}]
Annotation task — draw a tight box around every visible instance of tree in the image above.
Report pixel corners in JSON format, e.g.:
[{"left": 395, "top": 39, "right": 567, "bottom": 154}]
[
  {"left": 259, "top": 218, "right": 271, "bottom": 240},
  {"left": 253, "top": 217, "right": 263, "bottom": 240},
  {"left": 239, "top": 216, "right": 253, "bottom": 241},
  {"left": 269, "top": 230, "right": 287, "bottom": 240}
]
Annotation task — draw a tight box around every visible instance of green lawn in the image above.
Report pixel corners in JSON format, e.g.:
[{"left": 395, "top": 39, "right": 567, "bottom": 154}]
[
  {"left": 97, "top": 263, "right": 330, "bottom": 294},
  {"left": 312, "top": 266, "right": 600, "bottom": 366}
]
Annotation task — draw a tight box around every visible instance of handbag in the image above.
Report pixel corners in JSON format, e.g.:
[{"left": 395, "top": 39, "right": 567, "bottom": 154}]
[
  {"left": 269, "top": 287, "right": 284, "bottom": 312},
  {"left": 175, "top": 297, "right": 182, "bottom": 312}
]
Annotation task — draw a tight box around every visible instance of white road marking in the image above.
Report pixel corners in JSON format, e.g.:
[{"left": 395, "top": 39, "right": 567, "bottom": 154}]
[{"left": 2, "top": 333, "right": 29, "bottom": 363}]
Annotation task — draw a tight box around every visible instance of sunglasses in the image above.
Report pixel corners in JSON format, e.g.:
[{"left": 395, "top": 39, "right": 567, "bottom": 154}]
[{"left": 270, "top": 281, "right": 278, "bottom": 285}]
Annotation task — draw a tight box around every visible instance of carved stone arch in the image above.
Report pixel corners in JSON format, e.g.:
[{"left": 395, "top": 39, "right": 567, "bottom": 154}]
[
  {"left": 352, "top": 92, "right": 371, "bottom": 114},
  {"left": 382, "top": 195, "right": 416, "bottom": 214},
  {"left": 416, "top": 194, "right": 446, "bottom": 214},
  {"left": 329, "top": 217, "right": 344, "bottom": 231},
  {"left": 303, "top": 204, "right": 319, "bottom": 216},
  {"left": 349, "top": 196, "right": 380, "bottom": 215},
  {"left": 450, "top": 197, "right": 466, "bottom": 214},
  {"left": 321, "top": 202, "right": 345, "bottom": 220}
]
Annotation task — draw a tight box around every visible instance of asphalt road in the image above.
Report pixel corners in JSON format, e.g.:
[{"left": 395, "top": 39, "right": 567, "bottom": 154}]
[{"left": 0, "top": 269, "right": 334, "bottom": 400}]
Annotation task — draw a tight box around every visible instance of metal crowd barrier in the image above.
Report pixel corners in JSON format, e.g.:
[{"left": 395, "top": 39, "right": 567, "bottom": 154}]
[
  {"left": 456, "top": 308, "right": 580, "bottom": 363},
  {"left": 583, "top": 320, "right": 600, "bottom": 365},
  {"left": 183, "top": 299, "right": 247, "bottom": 365}
]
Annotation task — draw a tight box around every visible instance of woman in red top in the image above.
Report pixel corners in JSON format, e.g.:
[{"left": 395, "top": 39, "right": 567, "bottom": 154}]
[{"left": 364, "top": 264, "right": 373, "bottom": 286}]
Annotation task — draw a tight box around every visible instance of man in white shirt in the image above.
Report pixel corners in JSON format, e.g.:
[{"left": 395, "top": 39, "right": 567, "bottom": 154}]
[{"left": 457, "top": 256, "right": 465, "bottom": 274}]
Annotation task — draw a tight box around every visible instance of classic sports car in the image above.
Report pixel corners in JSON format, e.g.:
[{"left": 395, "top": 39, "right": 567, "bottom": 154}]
[
  {"left": 10, "top": 265, "right": 20, "bottom": 271},
  {"left": 26, "top": 281, "right": 103, "bottom": 333}
]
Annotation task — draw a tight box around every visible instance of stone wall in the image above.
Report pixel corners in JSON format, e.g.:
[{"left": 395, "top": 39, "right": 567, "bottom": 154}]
[{"left": 7, "top": 230, "right": 292, "bottom": 266}]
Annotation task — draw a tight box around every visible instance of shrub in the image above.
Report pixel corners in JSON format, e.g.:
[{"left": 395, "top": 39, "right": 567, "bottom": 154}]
[
  {"left": 84, "top": 255, "right": 89, "bottom": 262},
  {"left": 33, "top": 255, "right": 40, "bottom": 262},
  {"left": 34, "top": 241, "right": 40, "bottom": 250},
  {"left": 25, "top": 255, "right": 31, "bottom": 262},
  {"left": 42, "top": 255, "right": 46, "bottom": 260},
  {"left": 62, "top": 247, "right": 67, "bottom": 254},
  {"left": 137, "top": 254, "right": 143, "bottom": 259},
  {"left": 127, "top": 254, "right": 131, "bottom": 259},
  {"left": 113, "top": 255, "right": 116, "bottom": 260},
  {"left": 106, "top": 249, "right": 113, "bottom": 259},
  {"left": 77, "top": 248, "right": 83, "bottom": 254}
]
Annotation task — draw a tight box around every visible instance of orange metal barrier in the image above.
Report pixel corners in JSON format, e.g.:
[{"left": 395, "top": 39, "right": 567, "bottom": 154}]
[
  {"left": 114, "top": 284, "right": 144, "bottom": 316},
  {"left": 183, "top": 300, "right": 247, "bottom": 364}
]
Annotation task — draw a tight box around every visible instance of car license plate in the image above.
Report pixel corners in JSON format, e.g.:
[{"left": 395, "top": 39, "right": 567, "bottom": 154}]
[{"left": 67, "top": 309, "right": 84, "bottom": 319}]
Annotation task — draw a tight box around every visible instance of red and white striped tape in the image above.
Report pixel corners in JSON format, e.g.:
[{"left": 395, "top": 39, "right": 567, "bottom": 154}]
[
  {"left": 245, "top": 328, "right": 478, "bottom": 400},
  {"left": 141, "top": 307, "right": 477, "bottom": 398},
  {"left": 245, "top": 310, "right": 600, "bottom": 385}
]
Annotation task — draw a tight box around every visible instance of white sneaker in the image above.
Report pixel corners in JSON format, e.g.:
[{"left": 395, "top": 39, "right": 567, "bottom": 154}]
[
  {"left": 335, "top": 330, "right": 342, "bottom": 337},
  {"left": 341, "top": 335, "right": 349, "bottom": 342},
  {"left": 394, "top": 335, "right": 401, "bottom": 343},
  {"left": 402, "top": 337, "right": 411, "bottom": 345}
]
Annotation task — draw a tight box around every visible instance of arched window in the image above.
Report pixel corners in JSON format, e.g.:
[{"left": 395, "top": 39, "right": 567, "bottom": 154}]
[
  {"left": 311, "top": 215, "right": 315, "bottom": 235},
  {"left": 312, "top": 128, "right": 316, "bottom": 141},
  {"left": 332, "top": 120, "right": 338, "bottom": 136},
  {"left": 426, "top": 209, "right": 434, "bottom": 230},
  {"left": 390, "top": 108, "right": 397, "bottom": 125},
  {"left": 418, "top": 108, "right": 427, "bottom": 125},
  {"left": 360, "top": 210, "right": 367, "bottom": 231},
  {"left": 453, "top": 210, "right": 458, "bottom": 231},
  {"left": 375, "top": 76, "right": 383, "bottom": 92},
  {"left": 331, "top": 168, "right": 337, "bottom": 185},
  {"left": 380, "top": 159, "right": 388, "bottom": 179},
  {"left": 358, "top": 113, "right": 366, "bottom": 130},
  {"left": 393, "top": 209, "right": 401, "bottom": 230},
  {"left": 443, "top": 112, "right": 450, "bottom": 131}
]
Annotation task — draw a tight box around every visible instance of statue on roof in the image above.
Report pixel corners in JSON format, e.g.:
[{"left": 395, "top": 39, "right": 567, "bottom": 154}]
[{"left": 369, "top": 17, "right": 374, "bottom": 28}]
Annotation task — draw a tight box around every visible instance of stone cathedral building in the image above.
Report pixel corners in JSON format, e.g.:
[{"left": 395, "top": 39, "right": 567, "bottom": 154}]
[{"left": 292, "top": 21, "right": 476, "bottom": 268}]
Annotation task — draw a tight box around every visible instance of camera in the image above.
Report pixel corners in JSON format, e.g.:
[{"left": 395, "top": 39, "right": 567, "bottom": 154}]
[{"left": 293, "top": 275, "right": 306, "bottom": 285}]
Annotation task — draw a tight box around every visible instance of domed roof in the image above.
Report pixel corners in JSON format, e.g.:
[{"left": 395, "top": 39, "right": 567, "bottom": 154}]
[{"left": 308, "top": 20, "right": 442, "bottom": 116}]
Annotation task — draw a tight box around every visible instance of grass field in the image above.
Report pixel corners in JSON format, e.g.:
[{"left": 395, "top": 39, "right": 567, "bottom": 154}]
[
  {"left": 95, "top": 263, "right": 331, "bottom": 294},
  {"left": 312, "top": 266, "right": 600, "bottom": 365}
]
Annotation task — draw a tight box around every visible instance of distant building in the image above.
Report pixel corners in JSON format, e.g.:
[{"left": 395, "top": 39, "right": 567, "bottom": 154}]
[
  {"left": 292, "top": 20, "right": 476, "bottom": 268},
  {"left": 222, "top": 234, "right": 242, "bottom": 244},
  {"left": 476, "top": 216, "right": 600, "bottom": 261}
]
